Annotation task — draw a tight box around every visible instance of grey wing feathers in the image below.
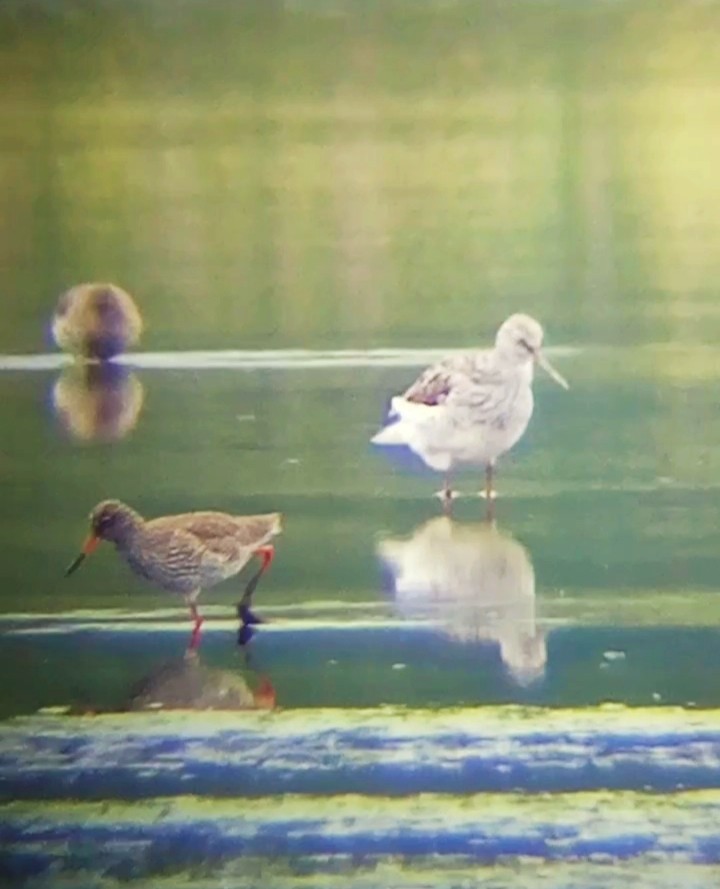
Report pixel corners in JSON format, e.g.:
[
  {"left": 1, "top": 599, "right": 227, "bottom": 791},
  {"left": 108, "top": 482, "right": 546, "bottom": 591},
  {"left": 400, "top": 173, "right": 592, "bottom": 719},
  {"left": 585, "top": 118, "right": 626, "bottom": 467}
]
[
  {"left": 404, "top": 352, "right": 503, "bottom": 407},
  {"left": 404, "top": 365, "right": 453, "bottom": 406},
  {"left": 404, "top": 355, "right": 471, "bottom": 405}
]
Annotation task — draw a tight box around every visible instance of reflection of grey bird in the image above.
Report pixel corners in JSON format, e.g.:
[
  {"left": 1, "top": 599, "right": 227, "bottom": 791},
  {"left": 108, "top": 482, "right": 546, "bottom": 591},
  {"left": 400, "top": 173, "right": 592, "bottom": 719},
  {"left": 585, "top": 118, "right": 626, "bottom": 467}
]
[
  {"left": 52, "top": 282, "right": 143, "bottom": 361},
  {"left": 371, "top": 314, "right": 568, "bottom": 506},
  {"left": 125, "top": 652, "right": 276, "bottom": 711},
  {"left": 52, "top": 362, "right": 144, "bottom": 443},
  {"left": 378, "top": 516, "right": 545, "bottom": 685}
]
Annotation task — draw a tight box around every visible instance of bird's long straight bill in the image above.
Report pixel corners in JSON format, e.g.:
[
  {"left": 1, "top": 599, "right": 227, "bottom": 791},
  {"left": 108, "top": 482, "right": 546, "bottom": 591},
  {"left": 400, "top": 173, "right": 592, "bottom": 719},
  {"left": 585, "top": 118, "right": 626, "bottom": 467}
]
[
  {"left": 64, "top": 553, "right": 86, "bottom": 576},
  {"left": 536, "top": 351, "right": 570, "bottom": 390}
]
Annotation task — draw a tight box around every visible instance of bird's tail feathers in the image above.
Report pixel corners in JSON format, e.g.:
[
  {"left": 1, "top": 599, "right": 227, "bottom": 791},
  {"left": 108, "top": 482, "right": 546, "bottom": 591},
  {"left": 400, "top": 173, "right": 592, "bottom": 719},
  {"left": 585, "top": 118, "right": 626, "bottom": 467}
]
[
  {"left": 269, "top": 513, "right": 282, "bottom": 535},
  {"left": 371, "top": 420, "right": 409, "bottom": 446},
  {"left": 372, "top": 396, "right": 438, "bottom": 446}
]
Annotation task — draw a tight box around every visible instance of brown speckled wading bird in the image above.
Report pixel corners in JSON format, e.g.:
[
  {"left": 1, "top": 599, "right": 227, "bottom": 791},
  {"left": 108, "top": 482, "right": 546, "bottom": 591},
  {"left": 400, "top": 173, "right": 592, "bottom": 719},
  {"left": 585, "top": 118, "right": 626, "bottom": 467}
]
[{"left": 65, "top": 500, "right": 282, "bottom": 649}]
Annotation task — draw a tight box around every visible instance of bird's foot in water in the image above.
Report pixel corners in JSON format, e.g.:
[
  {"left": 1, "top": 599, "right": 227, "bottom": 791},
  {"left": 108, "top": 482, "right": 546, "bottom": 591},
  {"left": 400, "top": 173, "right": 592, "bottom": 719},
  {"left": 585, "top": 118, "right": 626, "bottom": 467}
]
[
  {"left": 237, "top": 602, "right": 264, "bottom": 625},
  {"left": 237, "top": 622, "right": 255, "bottom": 646},
  {"left": 478, "top": 488, "right": 498, "bottom": 500},
  {"left": 236, "top": 601, "right": 266, "bottom": 647}
]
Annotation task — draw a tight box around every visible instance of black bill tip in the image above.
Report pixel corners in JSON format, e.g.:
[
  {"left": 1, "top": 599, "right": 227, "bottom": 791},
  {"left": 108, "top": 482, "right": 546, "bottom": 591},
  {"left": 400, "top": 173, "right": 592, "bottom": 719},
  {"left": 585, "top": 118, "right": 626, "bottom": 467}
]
[{"left": 64, "top": 552, "right": 86, "bottom": 577}]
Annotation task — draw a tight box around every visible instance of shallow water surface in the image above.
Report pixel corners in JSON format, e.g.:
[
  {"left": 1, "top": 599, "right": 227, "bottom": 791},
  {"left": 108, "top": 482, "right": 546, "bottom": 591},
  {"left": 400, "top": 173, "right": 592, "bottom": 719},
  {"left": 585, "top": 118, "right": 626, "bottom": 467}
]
[
  {"left": 1, "top": 338, "right": 720, "bottom": 714},
  {"left": 1, "top": 343, "right": 720, "bottom": 714}
]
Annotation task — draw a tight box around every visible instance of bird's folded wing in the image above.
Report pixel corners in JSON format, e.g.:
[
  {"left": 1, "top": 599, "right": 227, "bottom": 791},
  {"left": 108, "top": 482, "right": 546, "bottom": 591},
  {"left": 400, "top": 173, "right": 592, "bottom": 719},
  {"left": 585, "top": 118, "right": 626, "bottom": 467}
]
[
  {"left": 173, "top": 527, "right": 241, "bottom": 565},
  {"left": 151, "top": 512, "right": 277, "bottom": 557},
  {"left": 137, "top": 526, "right": 205, "bottom": 573},
  {"left": 145, "top": 516, "right": 240, "bottom": 567},
  {"left": 404, "top": 353, "right": 505, "bottom": 408},
  {"left": 403, "top": 356, "right": 468, "bottom": 405}
]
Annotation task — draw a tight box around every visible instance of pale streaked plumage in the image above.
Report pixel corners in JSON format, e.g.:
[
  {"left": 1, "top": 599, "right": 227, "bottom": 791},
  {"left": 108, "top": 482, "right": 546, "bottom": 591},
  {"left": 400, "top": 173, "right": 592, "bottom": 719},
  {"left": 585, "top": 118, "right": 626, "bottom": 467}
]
[
  {"left": 52, "top": 282, "right": 143, "bottom": 361},
  {"left": 65, "top": 500, "right": 282, "bottom": 649},
  {"left": 378, "top": 516, "right": 545, "bottom": 685},
  {"left": 371, "top": 313, "right": 568, "bottom": 504}
]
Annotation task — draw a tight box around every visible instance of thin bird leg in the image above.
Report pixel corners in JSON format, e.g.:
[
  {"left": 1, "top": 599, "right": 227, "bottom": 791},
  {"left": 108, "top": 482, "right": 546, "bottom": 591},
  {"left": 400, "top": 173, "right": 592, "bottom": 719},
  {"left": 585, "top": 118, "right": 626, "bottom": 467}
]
[
  {"left": 241, "top": 545, "right": 274, "bottom": 607},
  {"left": 484, "top": 463, "right": 495, "bottom": 500},
  {"left": 484, "top": 464, "right": 496, "bottom": 522},
  {"left": 188, "top": 601, "right": 204, "bottom": 651},
  {"left": 237, "top": 545, "right": 274, "bottom": 645},
  {"left": 437, "top": 476, "right": 454, "bottom": 515}
]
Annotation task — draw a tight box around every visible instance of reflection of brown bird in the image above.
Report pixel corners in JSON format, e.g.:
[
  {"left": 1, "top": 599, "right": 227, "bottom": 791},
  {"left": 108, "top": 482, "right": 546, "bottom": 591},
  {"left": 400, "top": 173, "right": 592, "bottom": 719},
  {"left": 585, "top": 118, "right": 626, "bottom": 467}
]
[
  {"left": 65, "top": 500, "right": 282, "bottom": 649},
  {"left": 52, "top": 363, "right": 144, "bottom": 443},
  {"left": 52, "top": 282, "right": 143, "bottom": 361},
  {"left": 126, "top": 653, "right": 276, "bottom": 712},
  {"left": 378, "top": 516, "right": 545, "bottom": 685}
]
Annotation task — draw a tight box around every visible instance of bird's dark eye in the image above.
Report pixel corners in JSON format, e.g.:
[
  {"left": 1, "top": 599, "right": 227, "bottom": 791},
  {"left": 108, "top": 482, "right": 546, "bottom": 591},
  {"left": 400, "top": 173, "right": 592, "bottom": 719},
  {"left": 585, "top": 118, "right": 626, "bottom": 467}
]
[{"left": 518, "top": 338, "right": 534, "bottom": 353}]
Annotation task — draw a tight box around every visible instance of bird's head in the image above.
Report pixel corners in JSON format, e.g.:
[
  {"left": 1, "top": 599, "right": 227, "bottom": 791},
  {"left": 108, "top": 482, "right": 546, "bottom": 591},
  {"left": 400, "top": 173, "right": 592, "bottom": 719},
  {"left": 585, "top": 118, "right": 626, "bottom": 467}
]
[
  {"left": 65, "top": 499, "right": 140, "bottom": 577},
  {"left": 495, "top": 313, "right": 569, "bottom": 389}
]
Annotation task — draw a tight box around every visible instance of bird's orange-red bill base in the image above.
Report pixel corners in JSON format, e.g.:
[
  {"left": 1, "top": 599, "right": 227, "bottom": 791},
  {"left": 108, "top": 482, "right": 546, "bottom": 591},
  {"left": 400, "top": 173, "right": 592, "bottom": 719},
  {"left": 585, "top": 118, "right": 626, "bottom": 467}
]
[{"left": 65, "top": 534, "right": 100, "bottom": 576}]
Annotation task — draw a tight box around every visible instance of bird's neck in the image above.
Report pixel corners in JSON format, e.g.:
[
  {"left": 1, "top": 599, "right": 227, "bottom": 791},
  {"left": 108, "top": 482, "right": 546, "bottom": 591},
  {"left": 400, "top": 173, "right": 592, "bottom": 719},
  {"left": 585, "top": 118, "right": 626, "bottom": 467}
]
[
  {"left": 112, "top": 511, "right": 145, "bottom": 551},
  {"left": 493, "top": 350, "right": 534, "bottom": 379}
]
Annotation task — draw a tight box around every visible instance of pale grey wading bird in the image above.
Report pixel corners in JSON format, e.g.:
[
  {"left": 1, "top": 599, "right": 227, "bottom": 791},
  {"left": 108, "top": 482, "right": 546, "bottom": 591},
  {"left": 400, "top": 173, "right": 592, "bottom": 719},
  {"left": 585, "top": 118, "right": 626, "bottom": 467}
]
[{"left": 371, "top": 314, "right": 569, "bottom": 508}]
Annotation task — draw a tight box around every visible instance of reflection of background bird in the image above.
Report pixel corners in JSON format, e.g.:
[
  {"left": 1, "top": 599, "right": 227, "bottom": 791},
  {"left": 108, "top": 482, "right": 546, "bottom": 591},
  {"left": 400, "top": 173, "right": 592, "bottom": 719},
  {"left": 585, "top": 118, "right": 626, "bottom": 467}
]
[
  {"left": 52, "top": 282, "right": 143, "bottom": 361},
  {"left": 378, "top": 516, "right": 545, "bottom": 685},
  {"left": 125, "top": 652, "right": 276, "bottom": 711},
  {"left": 52, "top": 363, "right": 144, "bottom": 443}
]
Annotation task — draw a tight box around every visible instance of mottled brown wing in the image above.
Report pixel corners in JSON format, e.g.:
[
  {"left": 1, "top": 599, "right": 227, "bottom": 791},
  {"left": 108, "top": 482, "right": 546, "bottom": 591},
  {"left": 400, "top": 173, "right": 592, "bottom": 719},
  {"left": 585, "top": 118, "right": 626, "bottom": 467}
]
[
  {"left": 149, "top": 512, "right": 278, "bottom": 561},
  {"left": 139, "top": 524, "right": 206, "bottom": 575},
  {"left": 403, "top": 354, "right": 476, "bottom": 406},
  {"left": 224, "top": 514, "right": 281, "bottom": 548},
  {"left": 143, "top": 514, "right": 238, "bottom": 567}
]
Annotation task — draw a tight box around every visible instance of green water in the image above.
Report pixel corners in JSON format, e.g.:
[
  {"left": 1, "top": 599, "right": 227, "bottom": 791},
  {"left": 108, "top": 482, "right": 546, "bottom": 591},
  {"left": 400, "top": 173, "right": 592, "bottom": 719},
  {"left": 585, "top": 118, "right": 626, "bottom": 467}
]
[{"left": 2, "top": 0, "right": 720, "bottom": 716}]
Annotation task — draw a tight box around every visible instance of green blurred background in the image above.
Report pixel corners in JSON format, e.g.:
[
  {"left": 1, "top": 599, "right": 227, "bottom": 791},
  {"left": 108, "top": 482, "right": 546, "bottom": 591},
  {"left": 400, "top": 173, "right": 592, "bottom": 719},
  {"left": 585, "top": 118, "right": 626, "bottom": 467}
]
[{"left": 2, "top": 0, "right": 720, "bottom": 353}]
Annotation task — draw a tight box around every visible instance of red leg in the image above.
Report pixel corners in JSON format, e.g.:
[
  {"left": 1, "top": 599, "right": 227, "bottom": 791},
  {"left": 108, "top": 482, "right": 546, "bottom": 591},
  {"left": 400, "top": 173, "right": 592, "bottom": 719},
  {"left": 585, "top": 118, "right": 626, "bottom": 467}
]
[
  {"left": 244, "top": 545, "right": 274, "bottom": 597},
  {"left": 188, "top": 602, "right": 204, "bottom": 651},
  {"left": 255, "top": 544, "right": 274, "bottom": 571},
  {"left": 253, "top": 675, "right": 277, "bottom": 710}
]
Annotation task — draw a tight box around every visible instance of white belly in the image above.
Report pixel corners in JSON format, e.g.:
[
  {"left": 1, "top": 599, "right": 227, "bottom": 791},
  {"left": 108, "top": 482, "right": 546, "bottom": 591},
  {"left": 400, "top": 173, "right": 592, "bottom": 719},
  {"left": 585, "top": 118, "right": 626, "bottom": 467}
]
[{"left": 398, "top": 389, "right": 534, "bottom": 472}]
